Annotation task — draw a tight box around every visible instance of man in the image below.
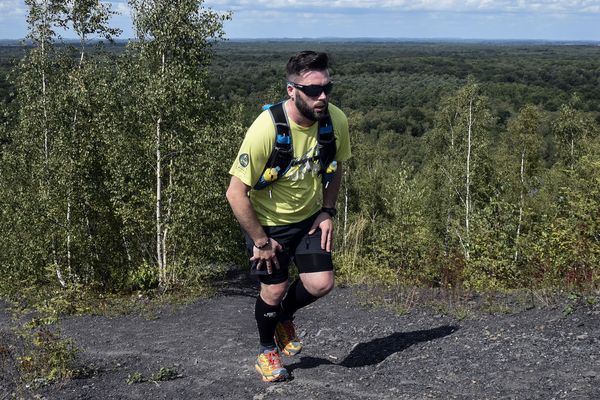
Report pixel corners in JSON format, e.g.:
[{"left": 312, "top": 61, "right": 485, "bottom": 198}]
[{"left": 226, "top": 51, "right": 351, "bottom": 382}]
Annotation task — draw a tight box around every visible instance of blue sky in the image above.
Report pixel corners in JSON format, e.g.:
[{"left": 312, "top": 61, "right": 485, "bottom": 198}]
[{"left": 1, "top": 0, "right": 599, "bottom": 41}]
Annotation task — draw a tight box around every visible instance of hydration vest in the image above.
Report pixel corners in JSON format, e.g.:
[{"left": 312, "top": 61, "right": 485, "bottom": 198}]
[{"left": 253, "top": 101, "right": 337, "bottom": 192}]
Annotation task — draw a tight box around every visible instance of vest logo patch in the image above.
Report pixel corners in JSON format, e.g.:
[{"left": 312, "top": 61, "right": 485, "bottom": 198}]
[{"left": 239, "top": 153, "right": 249, "bottom": 168}]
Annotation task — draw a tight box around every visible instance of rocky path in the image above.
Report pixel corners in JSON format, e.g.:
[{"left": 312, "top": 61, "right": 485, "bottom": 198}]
[{"left": 2, "top": 277, "right": 599, "bottom": 400}]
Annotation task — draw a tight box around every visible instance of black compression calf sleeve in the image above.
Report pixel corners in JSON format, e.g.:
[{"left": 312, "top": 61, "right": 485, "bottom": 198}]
[
  {"left": 280, "top": 278, "right": 318, "bottom": 321},
  {"left": 255, "top": 295, "right": 279, "bottom": 348}
]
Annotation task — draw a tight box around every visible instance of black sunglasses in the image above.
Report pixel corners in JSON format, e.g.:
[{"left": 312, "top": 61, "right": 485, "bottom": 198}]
[{"left": 287, "top": 81, "right": 333, "bottom": 97}]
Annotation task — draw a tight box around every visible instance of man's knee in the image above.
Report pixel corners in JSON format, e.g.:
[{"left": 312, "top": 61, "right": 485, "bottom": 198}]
[
  {"left": 302, "top": 274, "right": 334, "bottom": 298},
  {"left": 260, "top": 282, "right": 288, "bottom": 305}
]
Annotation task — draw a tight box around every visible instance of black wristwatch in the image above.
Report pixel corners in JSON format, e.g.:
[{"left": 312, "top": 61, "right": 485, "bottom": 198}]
[
  {"left": 321, "top": 207, "right": 337, "bottom": 218},
  {"left": 254, "top": 238, "right": 270, "bottom": 250}
]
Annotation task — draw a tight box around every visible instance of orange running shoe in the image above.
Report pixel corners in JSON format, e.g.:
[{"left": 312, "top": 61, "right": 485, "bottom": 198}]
[
  {"left": 255, "top": 348, "right": 289, "bottom": 382},
  {"left": 275, "top": 319, "right": 303, "bottom": 357}
]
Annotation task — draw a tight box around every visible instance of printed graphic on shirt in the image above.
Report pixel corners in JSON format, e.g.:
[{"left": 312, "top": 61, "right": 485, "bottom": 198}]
[
  {"left": 239, "top": 153, "right": 249, "bottom": 168},
  {"left": 287, "top": 145, "right": 320, "bottom": 182}
]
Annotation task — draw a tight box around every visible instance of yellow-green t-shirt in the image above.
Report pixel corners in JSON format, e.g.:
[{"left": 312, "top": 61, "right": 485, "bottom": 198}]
[{"left": 229, "top": 101, "right": 351, "bottom": 226}]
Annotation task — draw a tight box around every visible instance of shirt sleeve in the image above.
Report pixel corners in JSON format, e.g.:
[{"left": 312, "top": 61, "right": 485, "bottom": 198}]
[
  {"left": 229, "top": 111, "right": 275, "bottom": 187},
  {"left": 331, "top": 106, "right": 351, "bottom": 162}
]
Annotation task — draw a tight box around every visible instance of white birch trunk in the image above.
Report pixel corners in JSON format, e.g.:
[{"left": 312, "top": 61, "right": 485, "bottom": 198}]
[
  {"left": 570, "top": 137, "right": 575, "bottom": 170},
  {"left": 123, "top": 233, "right": 132, "bottom": 263},
  {"left": 514, "top": 150, "right": 525, "bottom": 262},
  {"left": 156, "top": 51, "right": 167, "bottom": 288},
  {"left": 41, "top": 1, "right": 49, "bottom": 162},
  {"left": 42, "top": 69, "right": 48, "bottom": 160},
  {"left": 38, "top": 1, "right": 65, "bottom": 284},
  {"left": 464, "top": 97, "right": 473, "bottom": 261},
  {"left": 66, "top": 196, "right": 72, "bottom": 274},
  {"left": 79, "top": 36, "right": 85, "bottom": 68},
  {"left": 156, "top": 115, "right": 165, "bottom": 286},
  {"left": 63, "top": 33, "right": 87, "bottom": 282},
  {"left": 166, "top": 160, "right": 175, "bottom": 285}
]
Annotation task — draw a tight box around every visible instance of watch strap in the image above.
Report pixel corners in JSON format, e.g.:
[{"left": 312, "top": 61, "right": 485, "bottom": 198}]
[
  {"left": 321, "top": 207, "right": 337, "bottom": 218},
  {"left": 254, "top": 238, "right": 270, "bottom": 249}
]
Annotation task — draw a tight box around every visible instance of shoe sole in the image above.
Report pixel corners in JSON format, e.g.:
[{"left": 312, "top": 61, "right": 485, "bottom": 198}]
[
  {"left": 255, "top": 364, "right": 288, "bottom": 382},
  {"left": 274, "top": 337, "right": 302, "bottom": 357},
  {"left": 279, "top": 346, "right": 302, "bottom": 357}
]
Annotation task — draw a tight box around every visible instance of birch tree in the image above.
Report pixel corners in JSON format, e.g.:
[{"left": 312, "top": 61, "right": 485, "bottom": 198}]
[
  {"left": 0, "top": 0, "right": 123, "bottom": 289},
  {"left": 63, "top": 0, "right": 121, "bottom": 283},
  {"left": 428, "top": 81, "right": 492, "bottom": 266},
  {"left": 506, "top": 104, "right": 543, "bottom": 263},
  {"left": 553, "top": 96, "right": 597, "bottom": 171},
  {"left": 10, "top": 0, "right": 70, "bottom": 286},
  {"left": 107, "top": 0, "right": 230, "bottom": 289}
]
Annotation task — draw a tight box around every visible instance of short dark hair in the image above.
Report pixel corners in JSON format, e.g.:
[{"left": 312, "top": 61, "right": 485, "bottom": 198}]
[{"left": 286, "top": 51, "right": 330, "bottom": 80}]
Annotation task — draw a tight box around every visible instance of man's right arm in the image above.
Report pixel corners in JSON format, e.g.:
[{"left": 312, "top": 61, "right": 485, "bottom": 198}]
[
  {"left": 225, "top": 176, "right": 268, "bottom": 246},
  {"left": 226, "top": 176, "right": 281, "bottom": 273}
]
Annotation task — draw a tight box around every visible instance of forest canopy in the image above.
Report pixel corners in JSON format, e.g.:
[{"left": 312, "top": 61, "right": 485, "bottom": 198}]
[{"left": 1, "top": 28, "right": 599, "bottom": 294}]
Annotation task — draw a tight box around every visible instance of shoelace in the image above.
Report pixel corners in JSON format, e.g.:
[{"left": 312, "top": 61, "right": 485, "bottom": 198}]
[{"left": 265, "top": 350, "right": 283, "bottom": 368}]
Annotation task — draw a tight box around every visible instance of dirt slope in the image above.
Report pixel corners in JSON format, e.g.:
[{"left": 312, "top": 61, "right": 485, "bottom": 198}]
[{"left": 2, "top": 275, "right": 599, "bottom": 400}]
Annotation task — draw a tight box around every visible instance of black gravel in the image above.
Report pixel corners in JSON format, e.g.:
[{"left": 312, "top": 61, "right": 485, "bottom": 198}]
[{"left": 1, "top": 276, "right": 599, "bottom": 400}]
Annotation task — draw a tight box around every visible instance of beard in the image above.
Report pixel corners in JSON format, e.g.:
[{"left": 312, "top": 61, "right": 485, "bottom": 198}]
[{"left": 295, "top": 94, "right": 329, "bottom": 122}]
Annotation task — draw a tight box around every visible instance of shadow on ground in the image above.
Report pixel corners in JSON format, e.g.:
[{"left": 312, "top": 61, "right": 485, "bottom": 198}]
[{"left": 287, "top": 325, "right": 458, "bottom": 373}]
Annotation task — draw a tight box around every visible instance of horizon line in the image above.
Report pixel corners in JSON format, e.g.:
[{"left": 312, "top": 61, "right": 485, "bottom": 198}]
[{"left": 1, "top": 37, "right": 599, "bottom": 44}]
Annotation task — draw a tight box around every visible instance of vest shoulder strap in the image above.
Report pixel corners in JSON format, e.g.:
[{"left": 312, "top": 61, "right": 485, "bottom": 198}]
[
  {"left": 254, "top": 101, "right": 338, "bottom": 191},
  {"left": 253, "top": 102, "right": 293, "bottom": 190},
  {"left": 317, "top": 114, "right": 337, "bottom": 188}
]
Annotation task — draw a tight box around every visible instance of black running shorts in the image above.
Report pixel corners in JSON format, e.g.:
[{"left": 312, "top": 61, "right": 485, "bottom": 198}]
[{"left": 244, "top": 212, "right": 334, "bottom": 285}]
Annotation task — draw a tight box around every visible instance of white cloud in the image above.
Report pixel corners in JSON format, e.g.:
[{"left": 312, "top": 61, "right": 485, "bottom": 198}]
[
  {"left": 109, "top": 1, "right": 131, "bottom": 16},
  {"left": 204, "top": 0, "right": 600, "bottom": 13},
  {"left": 2, "top": 0, "right": 598, "bottom": 40},
  {"left": 0, "top": 0, "right": 26, "bottom": 20}
]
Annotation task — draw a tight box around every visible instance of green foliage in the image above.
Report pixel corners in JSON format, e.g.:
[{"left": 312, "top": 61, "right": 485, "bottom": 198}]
[
  {"left": 2, "top": 31, "right": 600, "bottom": 298},
  {"left": 127, "top": 262, "right": 159, "bottom": 292},
  {"left": 17, "top": 326, "right": 77, "bottom": 385},
  {"left": 11, "top": 285, "right": 81, "bottom": 386},
  {"left": 127, "top": 371, "right": 146, "bottom": 384},
  {"left": 0, "top": 0, "right": 239, "bottom": 297},
  {"left": 126, "top": 366, "right": 181, "bottom": 385},
  {"left": 105, "top": 0, "right": 233, "bottom": 289},
  {"left": 151, "top": 366, "right": 181, "bottom": 381},
  {"left": 335, "top": 72, "right": 599, "bottom": 292},
  {"left": 552, "top": 96, "right": 599, "bottom": 169}
]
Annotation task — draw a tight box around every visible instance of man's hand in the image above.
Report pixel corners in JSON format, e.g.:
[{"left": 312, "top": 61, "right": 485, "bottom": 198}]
[
  {"left": 309, "top": 212, "right": 334, "bottom": 252},
  {"left": 249, "top": 238, "right": 282, "bottom": 274}
]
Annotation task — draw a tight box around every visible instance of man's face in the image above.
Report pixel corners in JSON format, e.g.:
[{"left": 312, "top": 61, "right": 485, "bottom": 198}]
[{"left": 288, "top": 69, "right": 331, "bottom": 122}]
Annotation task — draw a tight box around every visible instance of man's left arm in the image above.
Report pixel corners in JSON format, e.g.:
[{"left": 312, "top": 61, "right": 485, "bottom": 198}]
[{"left": 309, "top": 161, "right": 344, "bottom": 252}]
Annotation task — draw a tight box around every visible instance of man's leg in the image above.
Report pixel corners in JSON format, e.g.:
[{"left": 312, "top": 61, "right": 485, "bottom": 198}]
[
  {"left": 280, "top": 271, "right": 334, "bottom": 320},
  {"left": 244, "top": 224, "right": 292, "bottom": 382},
  {"left": 276, "top": 218, "right": 335, "bottom": 356},
  {"left": 275, "top": 272, "right": 334, "bottom": 357},
  {"left": 256, "top": 282, "right": 288, "bottom": 351},
  {"left": 299, "top": 270, "right": 335, "bottom": 297},
  {"left": 254, "top": 281, "right": 290, "bottom": 382}
]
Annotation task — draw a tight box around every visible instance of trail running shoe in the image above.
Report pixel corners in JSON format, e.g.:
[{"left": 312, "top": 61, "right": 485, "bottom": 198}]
[
  {"left": 275, "top": 319, "right": 303, "bottom": 357},
  {"left": 255, "top": 348, "right": 289, "bottom": 382}
]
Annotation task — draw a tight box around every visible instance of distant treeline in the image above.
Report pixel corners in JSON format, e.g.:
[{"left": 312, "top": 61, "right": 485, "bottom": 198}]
[{"left": 210, "top": 41, "right": 600, "bottom": 127}]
